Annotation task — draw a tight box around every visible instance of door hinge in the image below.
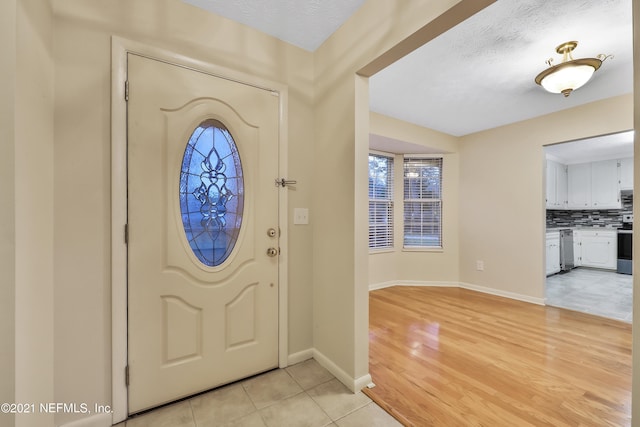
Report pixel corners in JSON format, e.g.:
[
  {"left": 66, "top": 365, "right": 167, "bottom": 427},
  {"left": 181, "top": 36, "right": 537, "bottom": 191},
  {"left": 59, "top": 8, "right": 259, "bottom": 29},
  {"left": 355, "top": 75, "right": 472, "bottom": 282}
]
[
  {"left": 124, "top": 224, "right": 129, "bottom": 244},
  {"left": 125, "top": 80, "right": 129, "bottom": 102},
  {"left": 125, "top": 365, "right": 130, "bottom": 386}
]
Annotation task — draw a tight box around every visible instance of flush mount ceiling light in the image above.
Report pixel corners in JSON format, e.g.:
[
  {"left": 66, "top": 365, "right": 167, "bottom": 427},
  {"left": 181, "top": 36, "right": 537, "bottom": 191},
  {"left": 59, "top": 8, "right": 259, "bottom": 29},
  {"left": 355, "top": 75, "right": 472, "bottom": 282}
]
[{"left": 534, "top": 41, "right": 612, "bottom": 97}]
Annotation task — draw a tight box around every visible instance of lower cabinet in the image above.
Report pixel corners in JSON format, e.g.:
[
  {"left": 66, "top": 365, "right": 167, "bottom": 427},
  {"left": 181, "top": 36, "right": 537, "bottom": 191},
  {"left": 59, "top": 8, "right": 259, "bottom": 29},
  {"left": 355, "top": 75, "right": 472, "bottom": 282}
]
[
  {"left": 573, "top": 230, "right": 582, "bottom": 267},
  {"left": 546, "top": 231, "right": 560, "bottom": 276},
  {"left": 579, "top": 230, "right": 617, "bottom": 270},
  {"left": 546, "top": 229, "right": 617, "bottom": 275}
]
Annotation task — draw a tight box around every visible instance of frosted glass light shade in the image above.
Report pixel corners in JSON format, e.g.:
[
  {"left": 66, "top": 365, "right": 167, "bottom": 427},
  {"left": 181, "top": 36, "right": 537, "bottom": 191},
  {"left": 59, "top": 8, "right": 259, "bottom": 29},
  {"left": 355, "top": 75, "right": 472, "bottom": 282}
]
[
  {"left": 540, "top": 63, "right": 596, "bottom": 95},
  {"left": 534, "top": 41, "right": 605, "bottom": 97}
]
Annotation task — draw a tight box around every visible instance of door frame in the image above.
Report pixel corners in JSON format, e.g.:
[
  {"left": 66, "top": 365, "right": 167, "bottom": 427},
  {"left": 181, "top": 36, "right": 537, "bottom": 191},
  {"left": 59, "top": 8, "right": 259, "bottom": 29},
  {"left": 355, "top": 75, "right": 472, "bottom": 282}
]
[{"left": 110, "top": 36, "right": 289, "bottom": 424}]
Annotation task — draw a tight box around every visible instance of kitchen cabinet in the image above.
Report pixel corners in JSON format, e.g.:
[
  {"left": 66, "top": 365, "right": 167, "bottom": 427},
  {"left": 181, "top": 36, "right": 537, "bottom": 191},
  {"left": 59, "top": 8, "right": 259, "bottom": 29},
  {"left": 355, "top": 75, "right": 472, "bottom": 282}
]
[
  {"left": 546, "top": 231, "right": 560, "bottom": 276},
  {"left": 567, "top": 160, "right": 620, "bottom": 209},
  {"left": 546, "top": 160, "right": 567, "bottom": 209},
  {"left": 567, "top": 163, "right": 591, "bottom": 209},
  {"left": 620, "top": 157, "right": 633, "bottom": 191},
  {"left": 591, "top": 160, "right": 621, "bottom": 208},
  {"left": 557, "top": 162, "right": 568, "bottom": 209},
  {"left": 580, "top": 230, "right": 616, "bottom": 270},
  {"left": 573, "top": 230, "right": 582, "bottom": 267}
]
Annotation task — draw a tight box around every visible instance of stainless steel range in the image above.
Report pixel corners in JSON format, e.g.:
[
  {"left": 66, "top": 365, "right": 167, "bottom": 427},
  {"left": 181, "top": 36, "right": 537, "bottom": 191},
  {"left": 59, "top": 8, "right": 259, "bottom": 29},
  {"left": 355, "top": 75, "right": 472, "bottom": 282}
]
[{"left": 617, "top": 214, "right": 633, "bottom": 275}]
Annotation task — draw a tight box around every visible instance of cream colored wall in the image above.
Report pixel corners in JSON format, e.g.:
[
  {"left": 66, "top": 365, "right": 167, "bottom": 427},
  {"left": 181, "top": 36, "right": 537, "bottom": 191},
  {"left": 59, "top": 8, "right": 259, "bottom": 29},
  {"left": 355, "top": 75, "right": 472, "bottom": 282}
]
[
  {"left": 313, "top": 0, "right": 486, "bottom": 385},
  {"left": 368, "top": 95, "right": 633, "bottom": 299},
  {"left": 53, "top": 14, "right": 114, "bottom": 424},
  {"left": 13, "top": 1, "right": 56, "bottom": 427},
  {"left": 458, "top": 94, "right": 633, "bottom": 300},
  {"left": 371, "top": 112, "right": 459, "bottom": 153},
  {"left": 368, "top": 113, "right": 460, "bottom": 287},
  {"left": 0, "top": 1, "right": 17, "bottom": 426},
  {"left": 310, "top": 0, "right": 493, "bottom": 387},
  {"left": 52, "top": 0, "right": 314, "bottom": 424}
]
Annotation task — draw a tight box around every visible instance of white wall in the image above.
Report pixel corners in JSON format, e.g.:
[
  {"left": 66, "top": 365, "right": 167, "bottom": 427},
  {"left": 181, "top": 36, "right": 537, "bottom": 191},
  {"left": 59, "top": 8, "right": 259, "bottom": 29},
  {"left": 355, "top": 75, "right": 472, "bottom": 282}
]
[
  {"left": 312, "top": 0, "right": 480, "bottom": 388},
  {"left": 0, "top": 1, "right": 17, "bottom": 426},
  {"left": 368, "top": 113, "right": 460, "bottom": 288},
  {"left": 49, "top": 1, "right": 482, "bottom": 421},
  {"left": 458, "top": 94, "right": 633, "bottom": 301},
  {"left": 53, "top": 13, "right": 113, "bottom": 423},
  {"left": 369, "top": 96, "right": 634, "bottom": 304},
  {"left": 14, "top": 0, "right": 56, "bottom": 426},
  {"left": 52, "top": 0, "right": 315, "bottom": 424}
]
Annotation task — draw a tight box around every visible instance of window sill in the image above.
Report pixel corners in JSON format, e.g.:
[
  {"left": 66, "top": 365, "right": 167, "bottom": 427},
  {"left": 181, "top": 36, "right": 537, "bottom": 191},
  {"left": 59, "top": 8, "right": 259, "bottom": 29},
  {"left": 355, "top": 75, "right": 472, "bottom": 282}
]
[
  {"left": 369, "top": 248, "right": 395, "bottom": 255},
  {"left": 402, "top": 247, "right": 444, "bottom": 253}
]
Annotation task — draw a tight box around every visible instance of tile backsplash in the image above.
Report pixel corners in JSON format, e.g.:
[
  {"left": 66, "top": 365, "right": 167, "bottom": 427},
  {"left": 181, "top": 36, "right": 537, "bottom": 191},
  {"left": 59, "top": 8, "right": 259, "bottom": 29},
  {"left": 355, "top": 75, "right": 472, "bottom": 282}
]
[{"left": 546, "top": 193, "right": 633, "bottom": 228}]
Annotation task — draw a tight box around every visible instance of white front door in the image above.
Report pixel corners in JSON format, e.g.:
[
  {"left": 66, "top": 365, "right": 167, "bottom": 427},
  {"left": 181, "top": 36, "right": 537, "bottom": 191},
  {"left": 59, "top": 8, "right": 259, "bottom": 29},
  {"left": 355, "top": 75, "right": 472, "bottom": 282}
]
[{"left": 127, "top": 53, "right": 280, "bottom": 414}]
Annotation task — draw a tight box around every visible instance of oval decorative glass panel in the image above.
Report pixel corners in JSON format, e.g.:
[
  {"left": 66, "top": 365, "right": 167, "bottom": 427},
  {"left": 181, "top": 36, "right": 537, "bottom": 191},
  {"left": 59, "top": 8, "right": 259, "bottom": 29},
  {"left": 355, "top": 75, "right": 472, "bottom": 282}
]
[{"left": 179, "top": 119, "right": 244, "bottom": 267}]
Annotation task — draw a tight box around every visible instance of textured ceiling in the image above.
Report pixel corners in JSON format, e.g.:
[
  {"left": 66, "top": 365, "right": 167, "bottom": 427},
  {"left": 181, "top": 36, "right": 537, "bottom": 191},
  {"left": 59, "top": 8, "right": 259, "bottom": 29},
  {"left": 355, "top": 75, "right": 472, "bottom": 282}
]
[
  {"left": 181, "top": 0, "right": 366, "bottom": 51},
  {"left": 182, "top": 0, "right": 634, "bottom": 154},
  {"left": 369, "top": 0, "right": 633, "bottom": 137}
]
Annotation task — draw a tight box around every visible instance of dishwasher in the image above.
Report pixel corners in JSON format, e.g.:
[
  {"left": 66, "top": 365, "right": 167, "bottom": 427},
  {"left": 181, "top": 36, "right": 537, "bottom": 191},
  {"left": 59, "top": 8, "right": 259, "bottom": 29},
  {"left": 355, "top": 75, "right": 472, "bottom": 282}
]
[{"left": 559, "top": 229, "right": 574, "bottom": 272}]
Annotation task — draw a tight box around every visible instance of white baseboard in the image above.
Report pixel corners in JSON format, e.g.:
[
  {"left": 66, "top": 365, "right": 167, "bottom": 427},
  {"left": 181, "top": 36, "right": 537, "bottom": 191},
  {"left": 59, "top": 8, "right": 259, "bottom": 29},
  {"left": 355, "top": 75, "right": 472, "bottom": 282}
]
[
  {"left": 59, "top": 413, "right": 112, "bottom": 427},
  {"left": 459, "top": 282, "right": 545, "bottom": 305},
  {"left": 312, "top": 349, "right": 371, "bottom": 393},
  {"left": 288, "top": 348, "right": 371, "bottom": 393},
  {"left": 353, "top": 372, "right": 374, "bottom": 392},
  {"left": 369, "top": 280, "right": 458, "bottom": 291},
  {"left": 287, "top": 348, "right": 314, "bottom": 366},
  {"left": 370, "top": 280, "right": 544, "bottom": 306},
  {"left": 368, "top": 281, "right": 397, "bottom": 291}
]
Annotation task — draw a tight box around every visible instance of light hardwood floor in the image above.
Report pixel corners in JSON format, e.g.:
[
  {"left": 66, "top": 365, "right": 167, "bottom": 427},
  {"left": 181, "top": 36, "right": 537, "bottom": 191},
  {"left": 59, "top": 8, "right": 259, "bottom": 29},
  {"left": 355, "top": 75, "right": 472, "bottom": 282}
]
[{"left": 363, "top": 286, "right": 632, "bottom": 427}]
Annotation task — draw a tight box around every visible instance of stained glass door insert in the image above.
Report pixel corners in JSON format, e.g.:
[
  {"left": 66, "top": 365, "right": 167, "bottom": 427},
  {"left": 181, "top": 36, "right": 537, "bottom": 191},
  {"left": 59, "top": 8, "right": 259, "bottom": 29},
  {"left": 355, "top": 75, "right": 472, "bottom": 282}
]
[{"left": 179, "top": 119, "right": 244, "bottom": 267}]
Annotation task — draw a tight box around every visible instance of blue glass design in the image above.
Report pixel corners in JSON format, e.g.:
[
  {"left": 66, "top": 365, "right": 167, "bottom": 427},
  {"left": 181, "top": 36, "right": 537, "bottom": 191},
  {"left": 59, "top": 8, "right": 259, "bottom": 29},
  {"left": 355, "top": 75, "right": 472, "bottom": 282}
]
[{"left": 180, "top": 119, "right": 244, "bottom": 266}]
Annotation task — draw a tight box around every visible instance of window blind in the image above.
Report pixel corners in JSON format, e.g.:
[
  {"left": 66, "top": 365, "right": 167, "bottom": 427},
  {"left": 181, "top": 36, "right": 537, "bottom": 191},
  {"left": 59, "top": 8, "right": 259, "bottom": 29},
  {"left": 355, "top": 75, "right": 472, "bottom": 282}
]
[
  {"left": 368, "top": 154, "right": 394, "bottom": 249},
  {"left": 403, "top": 157, "right": 442, "bottom": 248}
]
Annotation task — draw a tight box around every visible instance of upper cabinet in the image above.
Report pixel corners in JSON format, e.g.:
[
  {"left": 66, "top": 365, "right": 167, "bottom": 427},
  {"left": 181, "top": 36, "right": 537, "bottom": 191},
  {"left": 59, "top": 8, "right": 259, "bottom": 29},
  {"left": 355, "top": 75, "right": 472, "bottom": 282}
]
[
  {"left": 567, "top": 163, "right": 591, "bottom": 209},
  {"left": 546, "top": 160, "right": 567, "bottom": 209},
  {"left": 591, "top": 159, "right": 621, "bottom": 208},
  {"left": 553, "top": 159, "right": 622, "bottom": 210},
  {"left": 619, "top": 157, "right": 633, "bottom": 191}
]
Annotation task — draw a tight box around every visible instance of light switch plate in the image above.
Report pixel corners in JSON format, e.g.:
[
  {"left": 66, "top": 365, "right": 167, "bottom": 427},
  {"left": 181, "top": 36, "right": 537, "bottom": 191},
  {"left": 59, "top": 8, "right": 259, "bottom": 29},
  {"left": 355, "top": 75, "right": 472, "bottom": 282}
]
[{"left": 293, "top": 208, "right": 309, "bottom": 225}]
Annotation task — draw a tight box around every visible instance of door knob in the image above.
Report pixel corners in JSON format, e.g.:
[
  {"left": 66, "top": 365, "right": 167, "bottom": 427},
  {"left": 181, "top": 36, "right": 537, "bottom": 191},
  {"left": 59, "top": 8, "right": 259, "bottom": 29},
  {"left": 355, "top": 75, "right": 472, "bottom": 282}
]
[{"left": 266, "top": 247, "right": 278, "bottom": 257}]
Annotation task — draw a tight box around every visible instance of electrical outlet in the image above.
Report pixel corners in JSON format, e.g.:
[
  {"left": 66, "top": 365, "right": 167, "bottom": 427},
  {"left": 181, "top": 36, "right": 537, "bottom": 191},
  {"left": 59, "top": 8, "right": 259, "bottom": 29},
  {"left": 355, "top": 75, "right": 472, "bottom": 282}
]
[
  {"left": 476, "top": 260, "right": 484, "bottom": 271},
  {"left": 293, "top": 208, "right": 309, "bottom": 225}
]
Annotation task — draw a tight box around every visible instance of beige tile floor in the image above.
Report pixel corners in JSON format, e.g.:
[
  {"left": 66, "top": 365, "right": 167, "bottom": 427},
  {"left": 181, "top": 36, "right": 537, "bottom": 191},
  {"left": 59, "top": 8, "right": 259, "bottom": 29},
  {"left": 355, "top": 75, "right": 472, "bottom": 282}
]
[{"left": 115, "top": 359, "right": 402, "bottom": 427}]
